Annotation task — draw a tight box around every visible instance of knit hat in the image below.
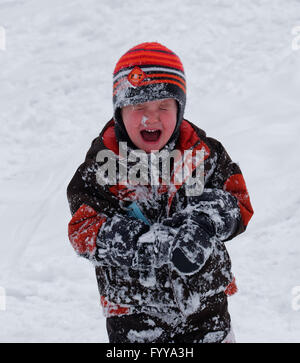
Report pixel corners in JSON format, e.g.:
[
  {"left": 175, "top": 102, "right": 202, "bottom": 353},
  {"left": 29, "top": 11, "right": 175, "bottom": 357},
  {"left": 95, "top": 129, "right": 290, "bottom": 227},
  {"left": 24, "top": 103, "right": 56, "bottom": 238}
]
[{"left": 113, "top": 42, "right": 186, "bottom": 148}]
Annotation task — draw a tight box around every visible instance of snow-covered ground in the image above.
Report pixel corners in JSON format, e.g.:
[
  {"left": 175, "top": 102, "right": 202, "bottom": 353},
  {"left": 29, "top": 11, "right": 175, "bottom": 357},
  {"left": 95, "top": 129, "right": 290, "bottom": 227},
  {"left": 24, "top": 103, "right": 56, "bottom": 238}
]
[{"left": 1, "top": 0, "right": 300, "bottom": 342}]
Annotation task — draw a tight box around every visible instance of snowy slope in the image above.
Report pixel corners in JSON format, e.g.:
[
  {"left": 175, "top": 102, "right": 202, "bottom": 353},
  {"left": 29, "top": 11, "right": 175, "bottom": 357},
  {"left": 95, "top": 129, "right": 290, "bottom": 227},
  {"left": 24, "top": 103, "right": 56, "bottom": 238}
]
[{"left": 1, "top": 0, "right": 300, "bottom": 342}]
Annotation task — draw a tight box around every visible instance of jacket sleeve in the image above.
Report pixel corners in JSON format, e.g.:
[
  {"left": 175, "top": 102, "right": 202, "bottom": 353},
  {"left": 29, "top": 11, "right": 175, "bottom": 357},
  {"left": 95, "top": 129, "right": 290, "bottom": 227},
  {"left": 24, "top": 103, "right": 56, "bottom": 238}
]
[
  {"left": 67, "top": 154, "right": 123, "bottom": 262},
  {"left": 205, "top": 138, "right": 254, "bottom": 241}
]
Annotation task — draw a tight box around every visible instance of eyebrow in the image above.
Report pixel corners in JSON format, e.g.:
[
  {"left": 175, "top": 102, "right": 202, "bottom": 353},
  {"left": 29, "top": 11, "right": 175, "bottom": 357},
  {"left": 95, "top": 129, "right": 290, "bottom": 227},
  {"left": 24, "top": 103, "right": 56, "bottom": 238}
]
[
  {"left": 133, "top": 100, "right": 174, "bottom": 108},
  {"left": 160, "top": 100, "right": 173, "bottom": 106}
]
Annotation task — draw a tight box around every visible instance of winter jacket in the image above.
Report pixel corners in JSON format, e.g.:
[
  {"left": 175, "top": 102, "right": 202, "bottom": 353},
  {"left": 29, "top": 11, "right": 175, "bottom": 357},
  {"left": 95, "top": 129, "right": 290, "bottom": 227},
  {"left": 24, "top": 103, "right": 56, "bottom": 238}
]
[{"left": 67, "top": 118, "right": 253, "bottom": 322}]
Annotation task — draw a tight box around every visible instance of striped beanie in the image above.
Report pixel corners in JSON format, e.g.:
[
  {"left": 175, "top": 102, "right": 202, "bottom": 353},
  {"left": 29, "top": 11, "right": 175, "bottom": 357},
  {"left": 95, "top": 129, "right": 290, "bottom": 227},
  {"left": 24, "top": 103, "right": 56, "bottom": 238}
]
[{"left": 113, "top": 42, "right": 186, "bottom": 147}]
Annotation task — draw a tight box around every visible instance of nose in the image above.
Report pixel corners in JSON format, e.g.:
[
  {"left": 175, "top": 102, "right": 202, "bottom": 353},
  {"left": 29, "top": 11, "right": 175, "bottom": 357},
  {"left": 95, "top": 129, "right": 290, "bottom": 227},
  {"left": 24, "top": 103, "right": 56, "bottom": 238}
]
[{"left": 143, "top": 109, "right": 159, "bottom": 125}]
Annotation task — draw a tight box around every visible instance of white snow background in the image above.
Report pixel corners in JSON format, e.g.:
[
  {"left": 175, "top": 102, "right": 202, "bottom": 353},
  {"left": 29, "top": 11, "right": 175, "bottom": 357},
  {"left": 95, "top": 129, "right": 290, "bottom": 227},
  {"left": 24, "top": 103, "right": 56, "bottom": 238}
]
[{"left": 1, "top": 0, "right": 300, "bottom": 342}]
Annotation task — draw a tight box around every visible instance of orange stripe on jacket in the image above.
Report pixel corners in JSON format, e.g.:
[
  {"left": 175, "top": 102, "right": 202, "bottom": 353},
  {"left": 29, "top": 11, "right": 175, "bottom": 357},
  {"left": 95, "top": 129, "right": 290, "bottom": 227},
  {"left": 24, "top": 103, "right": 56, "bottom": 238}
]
[
  {"left": 224, "top": 173, "right": 254, "bottom": 227},
  {"left": 225, "top": 277, "right": 238, "bottom": 296},
  {"left": 100, "top": 296, "right": 130, "bottom": 317},
  {"left": 68, "top": 204, "right": 106, "bottom": 256}
]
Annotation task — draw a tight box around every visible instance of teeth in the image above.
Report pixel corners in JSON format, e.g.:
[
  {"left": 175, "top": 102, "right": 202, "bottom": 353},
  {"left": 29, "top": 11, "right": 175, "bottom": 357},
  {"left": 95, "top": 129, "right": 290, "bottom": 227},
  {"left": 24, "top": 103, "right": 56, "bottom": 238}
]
[{"left": 144, "top": 129, "right": 158, "bottom": 133}]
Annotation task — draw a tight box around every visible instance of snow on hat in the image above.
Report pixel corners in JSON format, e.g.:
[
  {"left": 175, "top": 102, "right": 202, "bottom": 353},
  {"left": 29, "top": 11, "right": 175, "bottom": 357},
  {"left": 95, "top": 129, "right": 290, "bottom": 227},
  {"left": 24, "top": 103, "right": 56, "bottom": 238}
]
[{"left": 112, "top": 42, "right": 186, "bottom": 147}]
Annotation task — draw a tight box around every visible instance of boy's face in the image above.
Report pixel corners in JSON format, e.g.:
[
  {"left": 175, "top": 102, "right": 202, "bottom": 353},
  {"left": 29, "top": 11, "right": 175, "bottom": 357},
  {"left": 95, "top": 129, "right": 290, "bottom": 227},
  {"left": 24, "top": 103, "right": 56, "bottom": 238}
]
[{"left": 121, "top": 98, "right": 177, "bottom": 153}]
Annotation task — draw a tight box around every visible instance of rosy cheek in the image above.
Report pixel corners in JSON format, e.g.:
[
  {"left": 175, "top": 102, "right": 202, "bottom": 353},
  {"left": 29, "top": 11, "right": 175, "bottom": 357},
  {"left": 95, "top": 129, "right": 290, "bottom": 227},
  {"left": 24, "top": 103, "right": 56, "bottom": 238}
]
[
  {"left": 131, "top": 113, "right": 143, "bottom": 125},
  {"left": 162, "top": 114, "right": 176, "bottom": 131},
  {"left": 125, "top": 115, "right": 140, "bottom": 129}
]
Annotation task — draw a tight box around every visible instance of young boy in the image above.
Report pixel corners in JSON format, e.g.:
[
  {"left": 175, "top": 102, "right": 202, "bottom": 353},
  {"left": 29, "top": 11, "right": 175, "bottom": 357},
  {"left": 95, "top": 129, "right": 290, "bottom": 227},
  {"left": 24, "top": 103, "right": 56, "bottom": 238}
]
[{"left": 67, "top": 42, "right": 254, "bottom": 343}]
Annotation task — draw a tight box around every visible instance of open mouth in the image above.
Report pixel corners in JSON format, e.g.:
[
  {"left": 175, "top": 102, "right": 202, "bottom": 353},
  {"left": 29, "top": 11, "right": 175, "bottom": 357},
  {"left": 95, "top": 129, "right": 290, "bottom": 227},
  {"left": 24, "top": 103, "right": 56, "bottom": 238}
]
[{"left": 140, "top": 129, "right": 161, "bottom": 142}]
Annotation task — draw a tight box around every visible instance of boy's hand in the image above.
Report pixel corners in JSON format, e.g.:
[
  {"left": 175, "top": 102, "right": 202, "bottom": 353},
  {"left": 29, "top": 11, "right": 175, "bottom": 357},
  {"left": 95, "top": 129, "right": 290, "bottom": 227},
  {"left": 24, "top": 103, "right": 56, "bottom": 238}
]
[
  {"left": 134, "top": 224, "right": 177, "bottom": 269},
  {"left": 163, "top": 213, "right": 215, "bottom": 274},
  {"left": 186, "top": 188, "right": 240, "bottom": 241},
  {"left": 161, "top": 188, "right": 240, "bottom": 273},
  {"left": 96, "top": 214, "right": 150, "bottom": 268}
]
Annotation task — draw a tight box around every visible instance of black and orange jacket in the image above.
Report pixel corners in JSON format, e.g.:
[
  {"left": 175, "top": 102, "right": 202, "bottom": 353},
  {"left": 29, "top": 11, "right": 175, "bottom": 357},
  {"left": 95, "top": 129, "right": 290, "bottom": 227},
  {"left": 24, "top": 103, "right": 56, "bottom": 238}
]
[{"left": 67, "top": 119, "right": 253, "bottom": 319}]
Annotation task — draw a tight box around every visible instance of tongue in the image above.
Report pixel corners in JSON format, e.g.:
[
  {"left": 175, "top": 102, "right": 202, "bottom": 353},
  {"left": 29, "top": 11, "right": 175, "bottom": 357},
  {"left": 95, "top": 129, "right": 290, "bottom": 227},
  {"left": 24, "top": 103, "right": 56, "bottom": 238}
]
[{"left": 141, "top": 130, "right": 161, "bottom": 142}]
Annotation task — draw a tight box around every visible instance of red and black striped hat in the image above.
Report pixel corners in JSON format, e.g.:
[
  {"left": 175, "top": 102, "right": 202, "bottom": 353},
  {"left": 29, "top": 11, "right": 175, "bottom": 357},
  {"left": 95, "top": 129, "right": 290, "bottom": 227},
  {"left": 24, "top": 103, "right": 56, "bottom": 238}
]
[{"left": 113, "top": 42, "right": 186, "bottom": 146}]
